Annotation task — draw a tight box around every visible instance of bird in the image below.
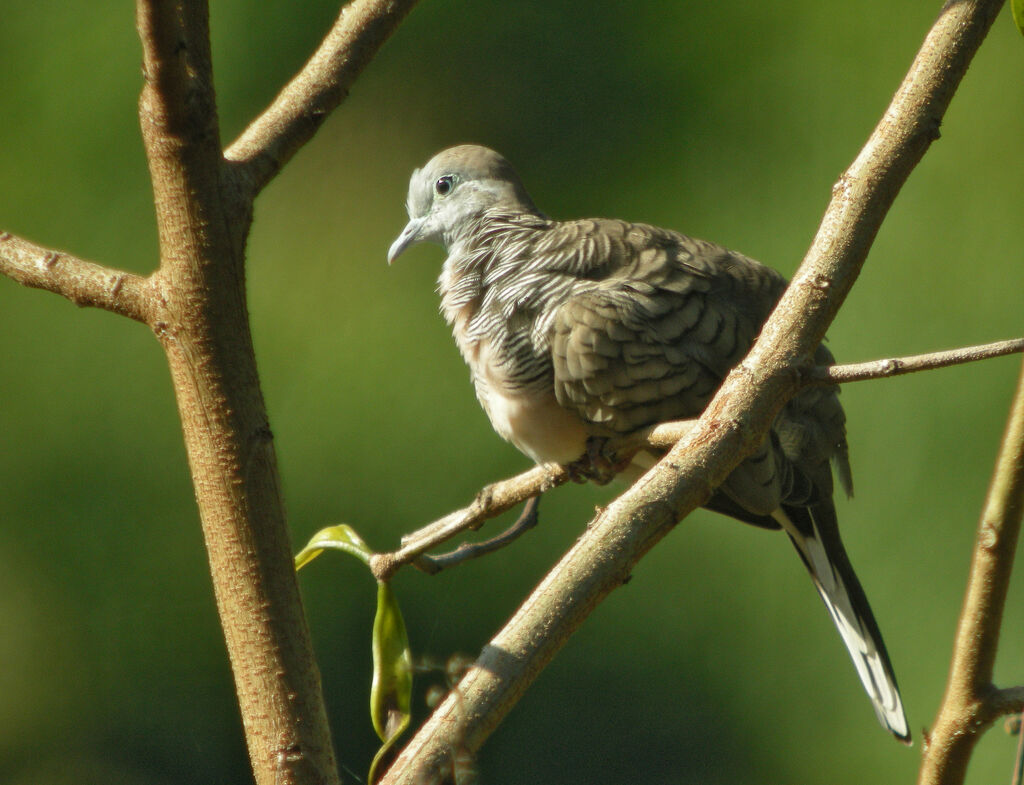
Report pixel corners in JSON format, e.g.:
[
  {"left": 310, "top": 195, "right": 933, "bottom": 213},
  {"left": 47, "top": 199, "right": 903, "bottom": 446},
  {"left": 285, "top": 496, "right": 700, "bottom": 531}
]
[{"left": 387, "top": 144, "right": 910, "bottom": 743}]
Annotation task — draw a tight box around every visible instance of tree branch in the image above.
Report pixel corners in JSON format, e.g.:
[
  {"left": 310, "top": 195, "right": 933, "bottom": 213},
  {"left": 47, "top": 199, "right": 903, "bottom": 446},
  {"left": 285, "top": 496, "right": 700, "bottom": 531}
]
[
  {"left": 918, "top": 357, "right": 1024, "bottom": 785},
  {"left": 379, "top": 1, "right": 1006, "bottom": 781},
  {"left": 370, "top": 420, "right": 702, "bottom": 580},
  {"left": 224, "top": 0, "right": 422, "bottom": 200},
  {"left": 992, "top": 687, "right": 1024, "bottom": 719},
  {"left": 137, "top": 1, "right": 341, "bottom": 784},
  {"left": 0, "top": 231, "right": 152, "bottom": 322},
  {"left": 808, "top": 337, "right": 1024, "bottom": 384}
]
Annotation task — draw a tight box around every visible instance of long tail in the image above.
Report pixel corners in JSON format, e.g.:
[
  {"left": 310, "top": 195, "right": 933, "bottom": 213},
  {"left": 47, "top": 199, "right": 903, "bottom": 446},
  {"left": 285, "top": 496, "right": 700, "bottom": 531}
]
[{"left": 774, "top": 502, "right": 911, "bottom": 744}]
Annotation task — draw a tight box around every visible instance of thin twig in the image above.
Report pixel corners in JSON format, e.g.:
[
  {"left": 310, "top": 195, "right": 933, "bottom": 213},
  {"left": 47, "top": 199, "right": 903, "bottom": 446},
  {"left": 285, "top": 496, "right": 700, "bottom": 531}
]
[
  {"left": 918, "top": 357, "right": 1024, "bottom": 785},
  {"left": 418, "top": 497, "right": 542, "bottom": 572},
  {"left": 994, "top": 688, "right": 1024, "bottom": 719},
  {"left": 0, "top": 232, "right": 152, "bottom": 322},
  {"left": 224, "top": 0, "right": 422, "bottom": 200},
  {"left": 369, "top": 422, "right": 704, "bottom": 580},
  {"left": 808, "top": 337, "right": 1024, "bottom": 385},
  {"left": 370, "top": 465, "right": 566, "bottom": 581}
]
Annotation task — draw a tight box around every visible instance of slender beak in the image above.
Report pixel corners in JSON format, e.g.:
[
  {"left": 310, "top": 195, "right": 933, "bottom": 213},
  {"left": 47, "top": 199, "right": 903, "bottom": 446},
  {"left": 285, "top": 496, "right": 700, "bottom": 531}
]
[{"left": 387, "top": 216, "right": 426, "bottom": 265}]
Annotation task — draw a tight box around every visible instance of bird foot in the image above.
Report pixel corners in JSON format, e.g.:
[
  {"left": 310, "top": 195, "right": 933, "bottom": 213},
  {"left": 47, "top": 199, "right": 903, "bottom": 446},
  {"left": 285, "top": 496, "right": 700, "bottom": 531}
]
[{"left": 564, "top": 436, "right": 630, "bottom": 485}]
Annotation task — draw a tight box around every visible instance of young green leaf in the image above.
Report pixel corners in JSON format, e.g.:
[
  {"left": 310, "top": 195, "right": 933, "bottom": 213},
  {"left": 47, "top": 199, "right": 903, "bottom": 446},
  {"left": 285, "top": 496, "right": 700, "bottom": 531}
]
[
  {"left": 294, "top": 524, "right": 374, "bottom": 570},
  {"left": 368, "top": 580, "right": 413, "bottom": 782},
  {"left": 1014, "top": 0, "right": 1024, "bottom": 37},
  {"left": 293, "top": 524, "right": 413, "bottom": 782}
]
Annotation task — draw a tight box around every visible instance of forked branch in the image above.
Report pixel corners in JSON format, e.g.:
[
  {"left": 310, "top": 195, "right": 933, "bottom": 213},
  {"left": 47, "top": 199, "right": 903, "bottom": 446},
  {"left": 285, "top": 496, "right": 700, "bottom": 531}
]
[
  {"left": 225, "top": 0, "right": 422, "bottom": 200},
  {"left": 135, "top": 2, "right": 342, "bottom": 784},
  {"left": 1, "top": 3, "right": 431, "bottom": 784}
]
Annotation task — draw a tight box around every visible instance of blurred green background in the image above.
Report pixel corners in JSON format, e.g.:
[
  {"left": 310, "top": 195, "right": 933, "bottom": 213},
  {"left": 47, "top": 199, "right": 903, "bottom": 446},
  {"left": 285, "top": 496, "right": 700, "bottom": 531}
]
[{"left": 1, "top": 1, "right": 1022, "bottom": 783}]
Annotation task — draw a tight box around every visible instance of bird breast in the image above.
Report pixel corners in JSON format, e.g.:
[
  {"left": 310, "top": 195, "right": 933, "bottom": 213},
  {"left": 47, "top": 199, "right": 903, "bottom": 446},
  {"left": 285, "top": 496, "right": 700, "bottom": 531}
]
[
  {"left": 468, "top": 336, "right": 589, "bottom": 465},
  {"left": 439, "top": 256, "right": 589, "bottom": 465}
]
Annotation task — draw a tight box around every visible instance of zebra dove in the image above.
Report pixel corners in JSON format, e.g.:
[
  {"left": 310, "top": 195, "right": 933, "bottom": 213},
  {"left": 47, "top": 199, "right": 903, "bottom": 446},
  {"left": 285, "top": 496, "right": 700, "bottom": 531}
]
[{"left": 388, "top": 144, "right": 909, "bottom": 742}]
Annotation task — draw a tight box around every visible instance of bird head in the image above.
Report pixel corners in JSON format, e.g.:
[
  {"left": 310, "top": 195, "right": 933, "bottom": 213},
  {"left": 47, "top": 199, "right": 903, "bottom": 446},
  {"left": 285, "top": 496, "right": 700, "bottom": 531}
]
[{"left": 387, "top": 145, "right": 538, "bottom": 263}]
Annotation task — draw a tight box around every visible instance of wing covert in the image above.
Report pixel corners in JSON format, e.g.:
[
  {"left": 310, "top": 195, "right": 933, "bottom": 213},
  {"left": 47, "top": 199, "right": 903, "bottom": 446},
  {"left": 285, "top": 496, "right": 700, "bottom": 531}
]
[{"left": 549, "top": 233, "right": 785, "bottom": 436}]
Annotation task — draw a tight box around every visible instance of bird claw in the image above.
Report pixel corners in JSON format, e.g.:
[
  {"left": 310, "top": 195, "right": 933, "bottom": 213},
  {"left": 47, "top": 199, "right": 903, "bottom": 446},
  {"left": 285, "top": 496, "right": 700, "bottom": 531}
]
[{"left": 564, "top": 436, "right": 629, "bottom": 485}]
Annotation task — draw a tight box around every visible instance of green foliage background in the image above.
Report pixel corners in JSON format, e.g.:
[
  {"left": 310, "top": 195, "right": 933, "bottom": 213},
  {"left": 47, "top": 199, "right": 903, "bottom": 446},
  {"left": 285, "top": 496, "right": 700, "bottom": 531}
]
[{"left": 1, "top": 2, "right": 1022, "bottom": 783}]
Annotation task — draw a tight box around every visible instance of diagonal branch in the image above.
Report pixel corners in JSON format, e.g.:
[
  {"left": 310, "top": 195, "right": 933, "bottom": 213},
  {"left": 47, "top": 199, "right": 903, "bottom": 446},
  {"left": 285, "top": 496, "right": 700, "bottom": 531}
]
[
  {"left": 0, "top": 231, "right": 153, "bottom": 322},
  {"left": 918, "top": 357, "right": 1024, "bottom": 785},
  {"left": 379, "top": 1, "right": 1006, "bottom": 781},
  {"left": 224, "top": 0, "right": 422, "bottom": 200}
]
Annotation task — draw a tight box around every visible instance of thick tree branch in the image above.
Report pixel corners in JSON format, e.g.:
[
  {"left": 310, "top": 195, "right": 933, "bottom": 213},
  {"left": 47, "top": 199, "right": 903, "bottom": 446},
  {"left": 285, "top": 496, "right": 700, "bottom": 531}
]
[
  {"left": 0, "top": 231, "right": 152, "bottom": 322},
  {"left": 224, "top": 0, "right": 422, "bottom": 200},
  {"left": 137, "top": 1, "right": 340, "bottom": 784},
  {"left": 918, "top": 358, "right": 1024, "bottom": 785},
  {"left": 379, "top": 1, "right": 1005, "bottom": 781}
]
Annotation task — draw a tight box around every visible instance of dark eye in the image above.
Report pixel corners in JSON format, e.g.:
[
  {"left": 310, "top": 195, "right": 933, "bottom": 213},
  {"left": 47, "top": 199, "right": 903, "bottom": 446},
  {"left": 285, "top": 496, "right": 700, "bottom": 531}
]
[{"left": 435, "top": 175, "right": 454, "bottom": 197}]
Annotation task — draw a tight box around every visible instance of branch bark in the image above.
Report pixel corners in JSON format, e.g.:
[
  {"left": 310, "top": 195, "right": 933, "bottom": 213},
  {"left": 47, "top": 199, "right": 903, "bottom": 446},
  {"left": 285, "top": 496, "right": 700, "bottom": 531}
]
[
  {"left": 918, "top": 357, "right": 1024, "bottom": 785},
  {"left": 224, "top": 0, "right": 422, "bottom": 201},
  {"left": 0, "top": 232, "right": 152, "bottom": 322},
  {"left": 379, "top": 1, "right": 1006, "bottom": 781},
  {"left": 136, "top": 2, "right": 339, "bottom": 783}
]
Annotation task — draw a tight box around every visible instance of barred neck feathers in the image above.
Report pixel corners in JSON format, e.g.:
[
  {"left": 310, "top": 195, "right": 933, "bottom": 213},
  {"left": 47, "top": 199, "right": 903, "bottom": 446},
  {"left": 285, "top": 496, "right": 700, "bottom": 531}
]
[
  {"left": 438, "top": 212, "right": 645, "bottom": 325},
  {"left": 440, "top": 213, "right": 538, "bottom": 321}
]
